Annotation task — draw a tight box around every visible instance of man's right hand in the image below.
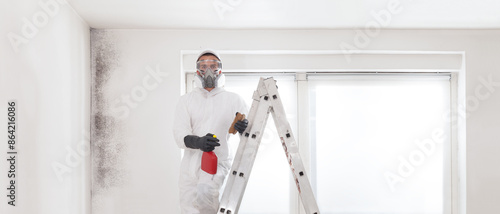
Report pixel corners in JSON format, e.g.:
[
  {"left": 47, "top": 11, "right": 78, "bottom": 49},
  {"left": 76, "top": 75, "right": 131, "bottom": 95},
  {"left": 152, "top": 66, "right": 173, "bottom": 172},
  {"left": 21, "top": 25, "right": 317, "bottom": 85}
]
[{"left": 184, "top": 133, "right": 220, "bottom": 152}]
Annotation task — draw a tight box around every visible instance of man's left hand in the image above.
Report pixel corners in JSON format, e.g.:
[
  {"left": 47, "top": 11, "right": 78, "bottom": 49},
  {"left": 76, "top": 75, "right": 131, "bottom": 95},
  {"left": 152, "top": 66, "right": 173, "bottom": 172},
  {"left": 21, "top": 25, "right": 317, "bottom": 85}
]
[{"left": 234, "top": 119, "right": 248, "bottom": 134}]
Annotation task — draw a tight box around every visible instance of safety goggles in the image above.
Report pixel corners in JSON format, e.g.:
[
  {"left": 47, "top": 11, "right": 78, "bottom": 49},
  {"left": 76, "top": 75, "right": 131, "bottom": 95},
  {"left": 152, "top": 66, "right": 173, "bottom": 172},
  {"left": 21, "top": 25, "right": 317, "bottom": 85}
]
[{"left": 196, "top": 60, "right": 222, "bottom": 74}]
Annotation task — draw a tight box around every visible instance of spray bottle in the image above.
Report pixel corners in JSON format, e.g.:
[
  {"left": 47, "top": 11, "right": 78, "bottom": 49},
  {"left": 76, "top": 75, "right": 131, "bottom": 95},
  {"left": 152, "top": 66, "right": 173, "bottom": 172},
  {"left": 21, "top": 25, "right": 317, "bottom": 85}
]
[
  {"left": 201, "top": 134, "right": 218, "bottom": 175},
  {"left": 202, "top": 112, "right": 245, "bottom": 175}
]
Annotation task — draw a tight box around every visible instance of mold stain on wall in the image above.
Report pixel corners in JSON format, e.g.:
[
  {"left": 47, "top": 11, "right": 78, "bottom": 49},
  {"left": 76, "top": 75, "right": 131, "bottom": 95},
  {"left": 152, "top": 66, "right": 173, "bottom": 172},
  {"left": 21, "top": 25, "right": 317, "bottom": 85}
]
[{"left": 90, "top": 29, "right": 128, "bottom": 211}]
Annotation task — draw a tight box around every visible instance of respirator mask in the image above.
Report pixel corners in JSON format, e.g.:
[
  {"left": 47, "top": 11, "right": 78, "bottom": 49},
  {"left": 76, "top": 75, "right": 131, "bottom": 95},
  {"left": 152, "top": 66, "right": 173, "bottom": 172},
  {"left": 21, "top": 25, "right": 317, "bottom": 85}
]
[{"left": 196, "top": 59, "right": 223, "bottom": 88}]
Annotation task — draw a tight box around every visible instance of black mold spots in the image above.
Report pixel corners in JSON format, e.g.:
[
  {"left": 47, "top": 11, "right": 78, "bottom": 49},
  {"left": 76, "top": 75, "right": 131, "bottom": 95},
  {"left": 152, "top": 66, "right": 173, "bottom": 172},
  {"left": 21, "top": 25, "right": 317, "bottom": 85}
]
[
  {"left": 92, "top": 112, "right": 126, "bottom": 190},
  {"left": 90, "top": 29, "right": 127, "bottom": 203},
  {"left": 91, "top": 29, "right": 119, "bottom": 111}
]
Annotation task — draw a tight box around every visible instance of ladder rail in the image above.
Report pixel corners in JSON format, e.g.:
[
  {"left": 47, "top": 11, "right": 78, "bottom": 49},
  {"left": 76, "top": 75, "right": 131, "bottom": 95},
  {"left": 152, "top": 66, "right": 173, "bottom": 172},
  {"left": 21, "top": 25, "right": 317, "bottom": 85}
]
[
  {"left": 266, "top": 78, "right": 319, "bottom": 214},
  {"left": 219, "top": 89, "right": 262, "bottom": 210},
  {"left": 218, "top": 77, "right": 320, "bottom": 214},
  {"left": 219, "top": 83, "right": 272, "bottom": 213},
  {"left": 225, "top": 100, "right": 271, "bottom": 213}
]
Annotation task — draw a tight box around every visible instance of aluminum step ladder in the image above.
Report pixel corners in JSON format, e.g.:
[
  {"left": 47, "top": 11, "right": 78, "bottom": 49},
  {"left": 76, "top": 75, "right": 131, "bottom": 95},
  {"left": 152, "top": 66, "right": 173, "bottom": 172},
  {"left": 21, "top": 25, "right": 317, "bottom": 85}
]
[{"left": 219, "top": 77, "right": 320, "bottom": 214}]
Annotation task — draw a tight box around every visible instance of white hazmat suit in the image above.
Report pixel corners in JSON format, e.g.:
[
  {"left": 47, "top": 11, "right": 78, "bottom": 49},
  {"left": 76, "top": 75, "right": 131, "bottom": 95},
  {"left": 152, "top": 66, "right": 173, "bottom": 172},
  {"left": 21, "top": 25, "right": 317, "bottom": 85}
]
[{"left": 174, "top": 82, "right": 248, "bottom": 214}]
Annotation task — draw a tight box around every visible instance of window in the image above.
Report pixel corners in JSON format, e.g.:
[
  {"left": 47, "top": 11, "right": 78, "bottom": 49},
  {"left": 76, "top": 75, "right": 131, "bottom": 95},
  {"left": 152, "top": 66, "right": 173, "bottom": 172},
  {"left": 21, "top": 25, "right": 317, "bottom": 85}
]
[
  {"left": 187, "top": 72, "right": 452, "bottom": 214},
  {"left": 309, "top": 74, "right": 450, "bottom": 214}
]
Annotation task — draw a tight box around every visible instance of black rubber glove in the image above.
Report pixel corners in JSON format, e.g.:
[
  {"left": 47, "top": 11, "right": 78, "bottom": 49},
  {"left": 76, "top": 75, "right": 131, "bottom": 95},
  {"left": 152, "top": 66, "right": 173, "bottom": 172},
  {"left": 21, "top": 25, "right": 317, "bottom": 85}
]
[
  {"left": 234, "top": 119, "right": 249, "bottom": 134},
  {"left": 184, "top": 133, "right": 220, "bottom": 152}
]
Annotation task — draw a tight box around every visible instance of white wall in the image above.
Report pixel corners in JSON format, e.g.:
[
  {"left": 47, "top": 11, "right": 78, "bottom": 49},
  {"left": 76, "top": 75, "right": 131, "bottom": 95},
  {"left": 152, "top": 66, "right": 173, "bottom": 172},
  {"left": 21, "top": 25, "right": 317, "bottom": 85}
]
[
  {"left": 0, "top": 1, "right": 90, "bottom": 214},
  {"left": 89, "top": 30, "right": 182, "bottom": 214},
  {"left": 90, "top": 29, "right": 500, "bottom": 213},
  {"left": 1, "top": 3, "right": 498, "bottom": 214}
]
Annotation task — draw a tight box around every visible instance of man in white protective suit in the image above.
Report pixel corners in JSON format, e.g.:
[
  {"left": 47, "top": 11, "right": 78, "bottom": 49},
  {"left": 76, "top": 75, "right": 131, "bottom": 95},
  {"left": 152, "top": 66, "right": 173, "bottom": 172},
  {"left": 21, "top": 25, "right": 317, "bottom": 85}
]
[{"left": 173, "top": 49, "right": 249, "bottom": 214}]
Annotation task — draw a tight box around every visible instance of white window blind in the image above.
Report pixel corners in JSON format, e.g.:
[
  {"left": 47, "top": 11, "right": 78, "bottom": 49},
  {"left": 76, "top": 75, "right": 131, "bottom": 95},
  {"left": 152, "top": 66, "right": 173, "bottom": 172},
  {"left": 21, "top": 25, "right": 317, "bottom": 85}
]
[{"left": 309, "top": 74, "right": 451, "bottom": 214}]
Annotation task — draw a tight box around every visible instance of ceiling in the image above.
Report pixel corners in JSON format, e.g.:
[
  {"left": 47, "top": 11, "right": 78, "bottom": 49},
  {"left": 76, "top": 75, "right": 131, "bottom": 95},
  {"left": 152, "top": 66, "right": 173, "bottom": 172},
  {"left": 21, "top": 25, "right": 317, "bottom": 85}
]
[{"left": 67, "top": 0, "right": 500, "bottom": 29}]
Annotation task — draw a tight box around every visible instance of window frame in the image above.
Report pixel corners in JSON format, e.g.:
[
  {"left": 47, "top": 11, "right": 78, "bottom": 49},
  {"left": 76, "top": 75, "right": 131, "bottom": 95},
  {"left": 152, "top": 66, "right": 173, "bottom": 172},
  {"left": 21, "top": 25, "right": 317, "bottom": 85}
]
[{"left": 181, "top": 50, "right": 466, "bottom": 214}]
